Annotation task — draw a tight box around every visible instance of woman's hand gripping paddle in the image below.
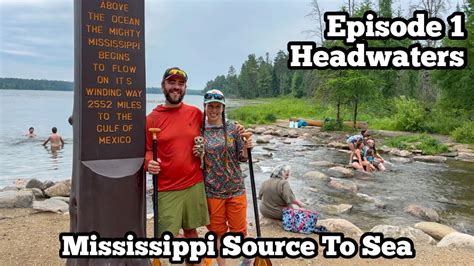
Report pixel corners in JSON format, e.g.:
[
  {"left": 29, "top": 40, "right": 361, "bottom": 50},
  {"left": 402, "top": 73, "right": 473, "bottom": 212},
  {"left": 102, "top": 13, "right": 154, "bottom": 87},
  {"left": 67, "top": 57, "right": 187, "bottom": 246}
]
[
  {"left": 242, "top": 132, "right": 272, "bottom": 266},
  {"left": 149, "top": 128, "right": 161, "bottom": 266}
]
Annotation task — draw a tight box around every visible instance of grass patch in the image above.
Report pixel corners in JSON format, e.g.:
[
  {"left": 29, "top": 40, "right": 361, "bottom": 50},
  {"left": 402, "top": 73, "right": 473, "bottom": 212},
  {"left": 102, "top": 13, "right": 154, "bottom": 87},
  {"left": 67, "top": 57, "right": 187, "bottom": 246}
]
[
  {"left": 384, "top": 134, "right": 449, "bottom": 155},
  {"left": 451, "top": 121, "right": 474, "bottom": 144}
]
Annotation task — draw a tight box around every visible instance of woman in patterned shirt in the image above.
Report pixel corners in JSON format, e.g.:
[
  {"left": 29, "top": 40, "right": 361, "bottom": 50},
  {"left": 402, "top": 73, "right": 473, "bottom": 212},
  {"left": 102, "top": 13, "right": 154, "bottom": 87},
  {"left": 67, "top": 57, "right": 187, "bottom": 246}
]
[{"left": 197, "top": 89, "right": 253, "bottom": 266}]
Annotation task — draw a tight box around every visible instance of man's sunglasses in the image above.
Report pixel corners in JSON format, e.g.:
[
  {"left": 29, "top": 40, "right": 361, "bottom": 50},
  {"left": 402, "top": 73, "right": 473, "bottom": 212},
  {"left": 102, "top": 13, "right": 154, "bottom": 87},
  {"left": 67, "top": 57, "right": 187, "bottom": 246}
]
[
  {"left": 204, "top": 93, "right": 225, "bottom": 100},
  {"left": 168, "top": 68, "right": 187, "bottom": 77}
]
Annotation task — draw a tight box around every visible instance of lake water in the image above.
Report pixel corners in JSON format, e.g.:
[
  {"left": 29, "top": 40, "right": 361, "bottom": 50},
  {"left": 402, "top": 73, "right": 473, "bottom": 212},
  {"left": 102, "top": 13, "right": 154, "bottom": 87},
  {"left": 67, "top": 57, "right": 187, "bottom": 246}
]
[{"left": 0, "top": 89, "right": 211, "bottom": 187}]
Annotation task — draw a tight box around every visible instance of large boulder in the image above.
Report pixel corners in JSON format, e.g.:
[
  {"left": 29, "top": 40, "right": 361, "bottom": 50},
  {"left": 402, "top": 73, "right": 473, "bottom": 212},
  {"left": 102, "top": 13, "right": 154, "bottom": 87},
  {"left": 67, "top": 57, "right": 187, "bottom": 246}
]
[
  {"left": 275, "top": 130, "right": 288, "bottom": 137},
  {"left": 32, "top": 198, "right": 69, "bottom": 213},
  {"left": 457, "top": 152, "right": 474, "bottom": 162},
  {"left": 25, "top": 178, "right": 44, "bottom": 190},
  {"left": 413, "top": 155, "right": 447, "bottom": 163},
  {"left": 404, "top": 204, "right": 440, "bottom": 222},
  {"left": 44, "top": 180, "right": 71, "bottom": 198},
  {"left": 26, "top": 188, "right": 45, "bottom": 200},
  {"left": 262, "top": 130, "right": 275, "bottom": 135},
  {"left": 51, "top": 196, "right": 70, "bottom": 204},
  {"left": 303, "top": 171, "right": 329, "bottom": 182},
  {"left": 329, "top": 178, "right": 358, "bottom": 193},
  {"left": 370, "top": 225, "right": 436, "bottom": 245},
  {"left": 353, "top": 170, "right": 373, "bottom": 180},
  {"left": 414, "top": 222, "right": 457, "bottom": 241},
  {"left": 322, "top": 204, "right": 353, "bottom": 214},
  {"left": 0, "top": 190, "right": 34, "bottom": 208},
  {"left": 254, "top": 127, "right": 266, "bottom": 134},
  {"left": 42, "top": 180, "right": 55, "bottom": 190},
  {"left": 309, "top": 161, "right": 337, "bottom": 168},
  {"left": 318, "top": 219, "right": 363, "bottom": 238},
  {"left": 0, "top": 186, "right": 19, "bottom": 192},
  {"left": 328, "top": 166, "right": 354, "bottom": 178},
  {"left": 437, "top": 232, "right": 474, "bottom": 249}
]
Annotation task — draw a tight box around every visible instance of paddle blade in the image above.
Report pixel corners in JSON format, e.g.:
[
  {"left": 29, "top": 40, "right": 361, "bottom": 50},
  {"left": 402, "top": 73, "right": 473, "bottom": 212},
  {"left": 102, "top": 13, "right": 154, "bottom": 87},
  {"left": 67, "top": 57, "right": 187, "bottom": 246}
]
[
  {"left": 254, "top": 257, "right": 272, "bottom": 266},
  {"left": 152, "top": 258, "right": 161, "bottom": 266}
]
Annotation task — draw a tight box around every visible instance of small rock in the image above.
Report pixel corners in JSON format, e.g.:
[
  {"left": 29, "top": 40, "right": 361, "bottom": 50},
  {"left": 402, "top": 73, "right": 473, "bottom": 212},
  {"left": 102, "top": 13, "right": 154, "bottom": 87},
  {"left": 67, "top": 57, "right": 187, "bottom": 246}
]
[
  {"left": 327, "top": 142, "right": 347, "bottom": 149},
  {"left": 440, "top": 152, "right": 458, "bottom": 158},
  {"left": 414, "top": 222, "right": 457, "bottom": 241},
  {"left": 27, "top": 188, "right": 44, "bottom": 199},
  {"left": 404, "top": 204, "right": 440, "bottom": 222},
  {"left": 329, "top": 178, "right": 358, "bottom": 193},
  {"left": 437, "top": 232, "right": 474, "bottom": 249},
  {"left": 390, "top": 157, "right": 413, "bottom": 164},
  {"left": 300, "top": 133, "right": 312, "bottom": 140},
  {"left": 262, "top": 146, "right": 278, "bottom": 151},
  {"left": 370, "top": 225, "right": 436, "bottom": 245},
  {"left": 303, "top": 171, "right": 329, "bottom": 181},
  {"left": 44, "top": 180, "right": 71, "bottom": 197},
  {"left": 353, "top": 170, "right": 373, "bottom": 180},
  {"left": 322, "top": 204, "right": 353, "bottom": 214},
  {"left": 318, "top": 219, "right": 363, "bottom": 238},
  {"left": 309, "top": 161, "right": 337, "bottom": 168},
  {"left": 32, "top": 199, "right": 69, "bottom": 213},
  {"left": 51, "top": 196, "right": 70, "bottom": 204},
  {"left": 457, "top": 152, "right": 474, "bottom": 162},
  {"left": 262, "top": 130, "right": 275, "bottom": 135},
  {"left": 254, "top": 127, "right": 266, "bottom": 134},
  {"left": 390, "top": 149, "right": 412, "bottom": 157},
  {"left": 0, "top": 186, "right": 19, "bottom": 192},
  {"left": 275, "top": 130, "right": 288, "bottom": 137},
  {"left": 283, "top": 139, "right": 292, "bottom": 144},
  {"left": 412, "top": 149, "right": 423, "bottom": 155},
  {"left": 413, "top": 155, "right": 447, "bottom": 163},
  {"left": 288, "top": 130, "right": 299, "bottom": 138},
  {"left": 328, "top": 166, "right": 354, "bottom": 178},
  {"left": 356, "top": 193, "right": 385, "bottom": 208},
  {"left": 26, "top": 178, "right": 44, "bottom": 190},
  {"left": 256, "top": 135, "right": 272, "bottom": 144},
  {"left": 0, "top": 190, "right": 34, "bottom": 208}
]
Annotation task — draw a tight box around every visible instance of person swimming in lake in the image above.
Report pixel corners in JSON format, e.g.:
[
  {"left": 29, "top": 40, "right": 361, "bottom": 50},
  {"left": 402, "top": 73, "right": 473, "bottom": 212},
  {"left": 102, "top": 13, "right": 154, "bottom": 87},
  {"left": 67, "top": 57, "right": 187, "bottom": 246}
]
[
  {"left": 25, "top": 127, "right": 36, "bottom": 138},
  {"left": 43, "top": 127, "right": 64, "bottom": 149}
]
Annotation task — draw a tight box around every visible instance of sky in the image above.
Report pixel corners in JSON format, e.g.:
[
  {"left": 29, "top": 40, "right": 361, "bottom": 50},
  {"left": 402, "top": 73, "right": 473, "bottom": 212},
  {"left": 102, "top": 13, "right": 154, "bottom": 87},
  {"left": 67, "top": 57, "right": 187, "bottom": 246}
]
[{"left": 0, "top": 0, "right": 457, "bottom": 90}]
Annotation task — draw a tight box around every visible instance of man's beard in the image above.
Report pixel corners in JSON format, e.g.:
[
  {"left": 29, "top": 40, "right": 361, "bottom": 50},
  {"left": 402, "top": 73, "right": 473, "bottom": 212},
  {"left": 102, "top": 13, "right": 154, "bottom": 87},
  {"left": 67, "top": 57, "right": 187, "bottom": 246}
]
[{"left": 164, "top": 89, "right": 185, "bottom": 104}]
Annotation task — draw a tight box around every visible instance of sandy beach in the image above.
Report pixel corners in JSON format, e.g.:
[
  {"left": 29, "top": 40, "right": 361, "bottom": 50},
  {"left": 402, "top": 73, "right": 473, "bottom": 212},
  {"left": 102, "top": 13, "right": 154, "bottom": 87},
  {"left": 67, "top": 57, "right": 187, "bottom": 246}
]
[{"left": 1, "top": 208, "right": 473, "bottom": 265}]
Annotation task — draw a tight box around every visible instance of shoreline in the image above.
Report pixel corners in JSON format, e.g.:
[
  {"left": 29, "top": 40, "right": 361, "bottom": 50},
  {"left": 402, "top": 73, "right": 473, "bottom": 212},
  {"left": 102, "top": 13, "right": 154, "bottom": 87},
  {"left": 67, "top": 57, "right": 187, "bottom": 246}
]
[{"left": 1, "top": 209, "right": 473, "bottom": 265}]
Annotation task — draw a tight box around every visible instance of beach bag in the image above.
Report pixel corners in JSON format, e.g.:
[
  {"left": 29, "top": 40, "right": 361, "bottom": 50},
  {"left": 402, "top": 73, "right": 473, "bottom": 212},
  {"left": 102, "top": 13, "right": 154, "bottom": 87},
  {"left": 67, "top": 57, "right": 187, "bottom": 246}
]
[{"left": 282, "top": 207, "right": 319, "bottom": 234}]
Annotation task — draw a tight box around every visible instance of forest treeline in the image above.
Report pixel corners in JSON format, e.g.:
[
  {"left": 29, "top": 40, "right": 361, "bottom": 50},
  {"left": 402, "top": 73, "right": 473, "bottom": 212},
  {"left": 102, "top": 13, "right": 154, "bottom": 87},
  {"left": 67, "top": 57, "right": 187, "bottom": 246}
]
[{"left": 203, "top": 0, "right": 473, "bottom": 143}]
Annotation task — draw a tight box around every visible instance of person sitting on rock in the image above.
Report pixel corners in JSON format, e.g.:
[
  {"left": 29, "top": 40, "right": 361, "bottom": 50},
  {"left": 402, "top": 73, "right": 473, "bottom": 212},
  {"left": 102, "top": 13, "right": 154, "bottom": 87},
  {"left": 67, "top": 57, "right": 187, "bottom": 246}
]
[
  {"left": 258, "top": 165, "right": 304, "bottom": 220},
  {"left": 346, "top": 130, "right": 369, "bottom": 164},
  {"left": 352, "top": 140, "right": 374, "bottom": 172},
  {"left": 364, "top": 138, "right": 385, "bottom": 171}
]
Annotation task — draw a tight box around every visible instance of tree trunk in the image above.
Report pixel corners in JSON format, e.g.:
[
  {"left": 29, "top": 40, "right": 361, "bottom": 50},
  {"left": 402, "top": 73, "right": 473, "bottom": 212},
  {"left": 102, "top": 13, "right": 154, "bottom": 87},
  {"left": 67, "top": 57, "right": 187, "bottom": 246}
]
[{"left": 336, "top": 101, "right": 341, "bottom": 122}]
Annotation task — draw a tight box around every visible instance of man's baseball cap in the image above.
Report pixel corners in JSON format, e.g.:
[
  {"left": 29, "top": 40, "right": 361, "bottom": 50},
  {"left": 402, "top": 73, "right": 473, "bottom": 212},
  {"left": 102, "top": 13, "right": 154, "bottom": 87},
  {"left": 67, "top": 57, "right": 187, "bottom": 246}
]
[
  {"left": 162, "top": 67, "right": 188, "bottom": 81},
  {"left": 204, "top": 89, "right": 225, "bottom": 105}
]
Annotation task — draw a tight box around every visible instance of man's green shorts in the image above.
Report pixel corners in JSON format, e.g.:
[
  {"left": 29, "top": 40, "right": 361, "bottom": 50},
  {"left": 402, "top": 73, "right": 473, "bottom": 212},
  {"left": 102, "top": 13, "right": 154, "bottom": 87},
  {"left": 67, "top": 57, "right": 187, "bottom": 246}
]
[{"left": 157, "top": 181, "right": 209, "bottom": 236}]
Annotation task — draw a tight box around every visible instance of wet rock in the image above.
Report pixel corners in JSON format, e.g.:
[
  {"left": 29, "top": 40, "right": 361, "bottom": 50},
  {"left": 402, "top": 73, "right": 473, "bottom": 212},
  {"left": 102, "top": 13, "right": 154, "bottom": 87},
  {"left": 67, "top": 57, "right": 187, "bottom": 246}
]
[
  {"left": 327, "top": 142, "right": 347, "bottom": 149},
  {"left": 404, "top": 204, "right": 440, "bottom": 222},
  {"left": 329, "top": 178, "right": 358, "bottom": 193},
  {"left": 44, "top": 180, "right": 71, "bottom": 198},
  {"left": 262, "top": 146, "right": 278, "bottom": 151},
  {"left": 390, "top": 149, "right": 412, "bottom": 157},
  {"left": 377, "top": 146, "right": 391, "bottom": 154},
  {"left": 0, "top": 190, "right": 34, "bottom": 208},
  {"left": 322, "top": 204, "right": 353, "bottom": 214},
  {"left": 414, "top": 222, "right": 457, "bottom": 241},
  {"left": 440, "top": 152, "right": 458, "bottom": 158},
  {"left": 42, "top": 180, "right": 55, "bottom": 190},
  {"left": 328, "top": 166, "right": 354, "bottom": 178},
  {"left": 413, "top": 155, "right": 447, "bottom": 163},
  {"left": 356, "top": 193, "right": 386, "bottom": 208},
  {"left": 437, "top": 232, "right": 474, "bottom": 249},
  {"left": 275, "top": 130, "right": 288, "bottom": 137},
  {"left": 353, "top": 170, "right": 373, "bottom": 180},
  {"left": 457, "top": 152, "right": 474, "bottom": 162},
  {"left": 300, "top": 133, "right": 312, "bottom": 140},
  {"left": 337, "top": 149, "right": 351, "bottom": 154},
  {"left": 262, "top": 130, "right": 275, "bottom": 135},
  {"left": 390, "top": 157, "right": 413, "bottom": 164},
  {"left": 370, "top": 225, "right": 436, "bottom": 245},
  {"left": 452, "top": 144, "right": 472, "bottom": 151},
  {"left": 26, "top": 178, "right": 44, "bottom": 190},
  {"left": 412, "top": 149, "right": 423, "bottom": 155},
  {"left": 288, "top": 130, "right": 299, "bottom": 138},
  {"left": 309, "top": 161, "right": 337, "bottom": 168},
  {"left": 32, "top": 198, "right": 69, "bottom": 213},
  {"left": 318, "top": 219, "right": 363, "bottom": 238},
  {"left": 283, "top": 139, "right": 292, "bottom": 144},
  {"left": 254, "top": 127, "right": 266, "bottom": 134},
  {"left": 256, "top": 135, "right": 272, "bottom": 144},
  {"left": 303, "top": 171, "right": 329, "bottom": 181}
]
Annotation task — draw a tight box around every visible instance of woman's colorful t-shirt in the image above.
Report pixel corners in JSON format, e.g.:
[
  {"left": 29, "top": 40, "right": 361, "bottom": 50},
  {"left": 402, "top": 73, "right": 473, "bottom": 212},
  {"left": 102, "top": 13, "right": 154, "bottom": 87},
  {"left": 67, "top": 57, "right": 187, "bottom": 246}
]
[{"left": 203, "top": 121, "right": 246, "bottom": 199}]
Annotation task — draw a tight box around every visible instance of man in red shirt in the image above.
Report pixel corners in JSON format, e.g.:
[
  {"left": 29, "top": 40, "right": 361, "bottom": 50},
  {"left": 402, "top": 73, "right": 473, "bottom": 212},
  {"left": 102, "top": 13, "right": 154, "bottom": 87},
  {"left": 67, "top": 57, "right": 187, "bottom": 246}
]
[{"left": 145, "top": 67, "right": 209, "bottom": 239}]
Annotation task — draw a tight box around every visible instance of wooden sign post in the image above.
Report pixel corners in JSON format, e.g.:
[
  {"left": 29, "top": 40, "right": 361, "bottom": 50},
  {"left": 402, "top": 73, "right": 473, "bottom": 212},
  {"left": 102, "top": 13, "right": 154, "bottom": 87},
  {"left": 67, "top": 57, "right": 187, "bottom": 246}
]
[{"left": 70, "top": 0, "right": 146, "bottom": 264}]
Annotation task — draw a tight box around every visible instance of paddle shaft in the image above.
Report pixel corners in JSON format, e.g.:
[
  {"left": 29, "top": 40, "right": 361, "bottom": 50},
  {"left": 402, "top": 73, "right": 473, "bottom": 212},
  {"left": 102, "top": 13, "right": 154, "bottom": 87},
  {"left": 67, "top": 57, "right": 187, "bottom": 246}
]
[{"left": 247, "top": 147, "right": 262, "bottom": 237}]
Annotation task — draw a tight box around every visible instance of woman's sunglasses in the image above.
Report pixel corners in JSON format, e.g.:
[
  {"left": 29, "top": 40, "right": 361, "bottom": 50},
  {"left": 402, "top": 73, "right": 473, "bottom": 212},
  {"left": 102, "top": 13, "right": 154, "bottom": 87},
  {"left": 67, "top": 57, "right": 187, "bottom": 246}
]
[{"left": 204, "top": 93, "right": 225, "bottom": 100}]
